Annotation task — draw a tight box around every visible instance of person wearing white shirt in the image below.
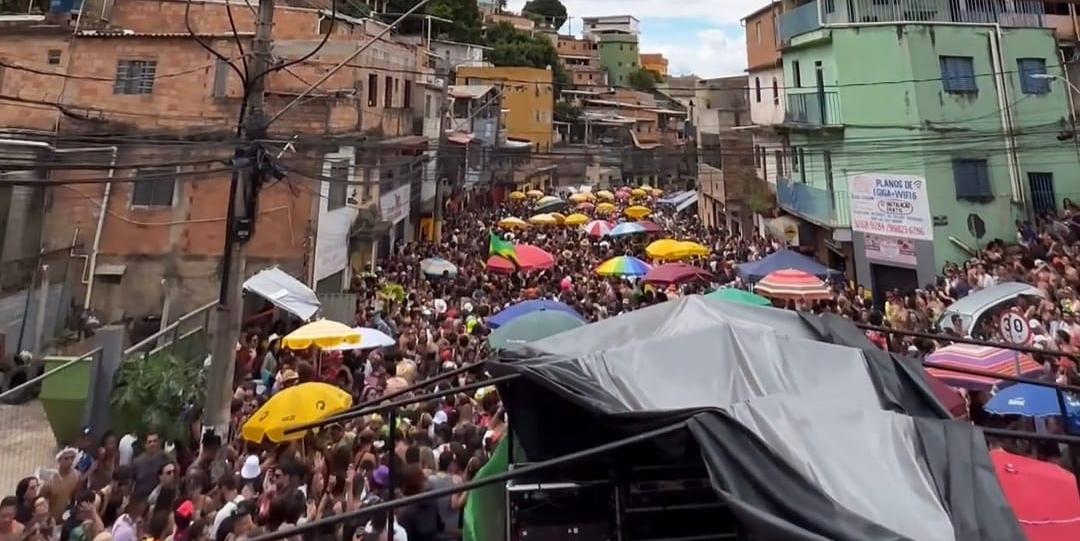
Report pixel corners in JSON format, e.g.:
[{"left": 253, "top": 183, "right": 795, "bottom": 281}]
[{"left": 209, "top": 474, "right": 244, "bottom": 541}]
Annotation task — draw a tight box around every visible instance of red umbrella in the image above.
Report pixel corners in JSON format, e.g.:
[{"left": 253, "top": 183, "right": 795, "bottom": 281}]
[
  {"left": 635, "top": 220, "right": 664, "bottom": 233},
  {"left": 576, "top": 201, "right": 595, "bottom": 211},
  {"left": 755, "top": 269, "right": 832, "bottom": 301},
  {"left": 615, "top": 191, "right": 631, "bottom": 200},
  {"left": 923, "top": 371, "right": 967, "bottom": 418},
  {"left": 644, "top": 263, "right": 714, "bottom": 286},
  {"left": 991, "top": 449, "right": 1080, "bottom": 541},
  {"left": 584, "top": 220, "right": 613, "bottom": 238},
  {"left": 486, "top": 244, "right": 555, "bottom": 274}
]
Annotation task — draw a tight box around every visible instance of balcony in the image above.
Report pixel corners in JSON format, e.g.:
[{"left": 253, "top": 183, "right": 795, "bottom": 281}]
[
  {"left": 785, "top": 91, "right": 842, "bottom": 127},
  {"left": 776, "top": 177, "right": 851, "bottom": 228},
  {"left": 779, "top": 0, "right": 1045, "bottom": 43}
]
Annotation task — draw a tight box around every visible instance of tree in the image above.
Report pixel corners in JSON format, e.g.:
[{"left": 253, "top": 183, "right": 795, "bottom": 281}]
[
  {"left": 522, "top": 0, "right": 567, "bottom": 29},
  {"left": 628, "top": 68, "right": 659, "bottom": 91},
  {"left": 112, "top": 354, "right": 206, "bottom": 443},
  {"left": 554, "top": 101, "right": 582, "bottom": 123},
  {"left": 483, "top": 22, "right": 569, "bottom": 93},
  {"left": 386, "top": 0, "right": 485, "bottom": 44}
]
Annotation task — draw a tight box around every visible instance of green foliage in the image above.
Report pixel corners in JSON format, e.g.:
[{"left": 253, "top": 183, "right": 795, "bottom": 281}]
[
  {"left": 483, "top": 22, "right": 568, "bottom": 91},
  {"left": 628, "top": 68, "right": 659, "bottom": 91},
  {"left": 387, "top": 0, "right": 484, "bottom": 44},
  {"left": 554, "top": 101, "right": 582, "bottom": 123},
  {"left": 339, "top": 0, "right": 372, "bottom": 19},
  {"left": 522, "top": 0, "right": 567, "bottom": 29},
  {"left": 379, "top": 283, "right": 406, "bottom": 303},
  {"left": 111, "top": 354, "right": 206, "bottom": 443}
]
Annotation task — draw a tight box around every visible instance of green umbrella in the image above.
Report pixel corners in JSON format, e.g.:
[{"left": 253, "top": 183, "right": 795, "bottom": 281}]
[
  {"left": 488, "top": 310, "right": 585, "bottom": 350},
  {"left": 705, "top": 288, "right": 772, "bottom": 307}
]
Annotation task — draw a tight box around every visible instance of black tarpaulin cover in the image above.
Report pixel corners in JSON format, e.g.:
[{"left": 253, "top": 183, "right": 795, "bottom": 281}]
[{"left": 491, "top": 296, "right": 1023, "bottom": 541}]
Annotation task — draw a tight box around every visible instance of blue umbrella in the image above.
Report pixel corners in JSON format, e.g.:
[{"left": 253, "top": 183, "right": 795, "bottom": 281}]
[
  {"left": 488, "top": 300, "right": 584, "bottom": 329},
  {"left": 985, "top": 383, "right": 1080, "bottom": 420}
]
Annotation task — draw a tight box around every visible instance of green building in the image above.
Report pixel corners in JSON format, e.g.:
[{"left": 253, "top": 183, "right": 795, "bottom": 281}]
[
  {"left": 775, "top": 0, "right": 1078, "bottom": 297},
  {"left": 597, "top": 33, "right": 639, "bottom": 87}
]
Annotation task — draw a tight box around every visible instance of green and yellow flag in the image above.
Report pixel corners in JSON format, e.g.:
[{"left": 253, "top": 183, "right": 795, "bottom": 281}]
[{"left": 488, "top": 231, "right": 519, "bottom": 264}]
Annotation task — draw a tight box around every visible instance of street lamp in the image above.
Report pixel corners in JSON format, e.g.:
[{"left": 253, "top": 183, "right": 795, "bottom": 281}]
[
  {"left": 1031, "top": 73, "right": 1080, "bottom": 141},
  {"left": 1031, "top": 72, "right": 1080, "bottom": 95}
]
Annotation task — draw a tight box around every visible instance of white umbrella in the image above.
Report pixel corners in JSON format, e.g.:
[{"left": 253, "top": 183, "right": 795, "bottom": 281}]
[
  {"left": 325, "top": 328, "right": 397, "bottom": 351},
  {"left": 420, "top": 257, "right": 457, "bottom": 277}
]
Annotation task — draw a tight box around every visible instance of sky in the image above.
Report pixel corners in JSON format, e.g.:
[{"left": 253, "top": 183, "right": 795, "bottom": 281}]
[{"left": 506, "top": 0, "right": 762, "bottom": 78}]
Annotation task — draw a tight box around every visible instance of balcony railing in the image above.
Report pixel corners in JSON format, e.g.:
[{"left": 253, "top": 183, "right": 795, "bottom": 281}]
[
  {"left": 785, "top": 91, "right": 842, "bottom": 127},
  {"left": 779, "top": 1, "right": 823, "bottom": 42},
  {"left": 780, "top": 0, "right": 1045, "bottom": 42},
  {"left": 776, "top": 177, "right": 851, "bottom": 228}
]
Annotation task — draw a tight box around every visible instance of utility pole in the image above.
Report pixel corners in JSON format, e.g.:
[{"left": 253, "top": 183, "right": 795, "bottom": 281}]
[
  {"left": 434, "top": 68, "right": 451, "bottom": 242},
  {"left": 205, "top": 0, "right": 276, "bottom": 438}
]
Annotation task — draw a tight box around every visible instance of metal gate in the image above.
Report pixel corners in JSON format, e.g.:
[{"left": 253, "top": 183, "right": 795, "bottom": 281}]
[{"left": 1028, "top": 172, "right": 1056, "bottom": 215}]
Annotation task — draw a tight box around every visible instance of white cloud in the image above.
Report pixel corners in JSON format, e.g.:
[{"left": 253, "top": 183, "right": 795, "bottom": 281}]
[
  {"left": 507, "top": 0, "right": 767, "bottom": 25},
  {"left": 641, "top": 28, "right": 747, "bottom": 78}
]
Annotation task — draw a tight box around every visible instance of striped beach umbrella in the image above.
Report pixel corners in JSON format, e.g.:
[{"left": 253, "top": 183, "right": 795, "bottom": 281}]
[
  {"left": 754, "top": 269, "right": 832, "bottom": 301},
  {"left": 584, "top": 220, "right": 613, "bottom": 238},
  {"left": 925, "top": 344, "right": 1045, "bottom": 391}
]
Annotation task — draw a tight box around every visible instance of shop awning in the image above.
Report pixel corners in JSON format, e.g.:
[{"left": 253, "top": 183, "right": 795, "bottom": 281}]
[
  {"left": 243, "top": 267, "right": 321, "bottom": 321},
  {"left": 676, "top": 191, "right": 699, "bottom": 212},
  {"left": 449, "top": 85, "right": 494, "bottom": 100}
]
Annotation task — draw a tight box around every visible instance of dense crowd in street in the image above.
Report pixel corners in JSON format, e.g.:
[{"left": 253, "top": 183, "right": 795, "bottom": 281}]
[{"left": 4, "top": 190, "right": 1080, "bottom": 541}]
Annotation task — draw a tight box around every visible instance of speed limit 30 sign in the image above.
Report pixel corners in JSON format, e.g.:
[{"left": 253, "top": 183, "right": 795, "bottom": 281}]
[{"left": 999, "top": 313, "right": 1031, "bottom": 345}]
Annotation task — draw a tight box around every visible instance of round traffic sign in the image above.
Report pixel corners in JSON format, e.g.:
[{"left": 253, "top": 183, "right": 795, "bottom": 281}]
[{"left": 999, "top": 313, "right": 1031, "bottom": 345}]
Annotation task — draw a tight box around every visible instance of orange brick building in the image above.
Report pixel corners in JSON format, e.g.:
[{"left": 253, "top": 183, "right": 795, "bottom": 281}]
[{"left": 0, "top": 0, "right": 438, "bottom": 322}]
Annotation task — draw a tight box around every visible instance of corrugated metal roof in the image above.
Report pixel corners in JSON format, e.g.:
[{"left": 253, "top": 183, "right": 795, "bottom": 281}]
[
  {"left": 448, "top": 85, "right": 494, "bottom": 99},
  {"left": 77, "top": 30, "right": 255, "bottom": 38}
]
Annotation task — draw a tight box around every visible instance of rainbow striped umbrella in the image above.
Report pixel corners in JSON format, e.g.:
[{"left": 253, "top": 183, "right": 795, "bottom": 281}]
[
  {"left": 754, "top": 269, "right": 832, "bottom": 301},
  {"left": 595, "top": 256, "right": 652, "bottom": 277},
  {"left": 924, "top": 344, "right": 1045, "bottom": 391}
]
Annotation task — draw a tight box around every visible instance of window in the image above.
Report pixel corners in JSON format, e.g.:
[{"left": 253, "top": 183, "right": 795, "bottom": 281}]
[
  {"left": 385, "top": 75, "right": 393, "bottom": 107},
  {"left": 792, "top": 60, "right": 802, "bottom": 87},
  {"left": 1017, "top": 58, "right": 1050, "bottom": 94},
  {"left": 131, "top": 167, "right": 175, "bottom": 207},
  {"left": 952, "top": 159, "right": 992, "bottom": 201},
  {"left": 114, "top": 60, "right": 157, "bottom": 95},
  {"left": 940, "top": 56, "right": 977, "bottom": 94},
  {"left": 798, "top": 148, "right": 806, "bottom": 183},
  {"left": 772, "top": 77, "right": 779, "bottom": 105},
  {"left": 47, "top": 49, "right": 61, "bottom": 65},
  {"left": 212, "top": 58, "right": 229, "bottom": 98},
  {"left": 424, "top": 94, "right": 433, "bottom": 118},
  {"left": 327, "top": 161, "right": 349, "bottom": 211},
  {"left": 756, "top": 21, "right": 762, "bottom": 44},
  {"left": 791, "top": 145, "right": 800, "bottom": 173},
  {"left": 368, "top": 73, "right": 378, "bottom": 107},
  {"left": 403, "top": 79, "right": 413, "bottom": 108},
  {"left": 754, "top": 77, "right": 762, "bottom": 103},
  {"left": 618, "top": 61, "right": 623, "bottom": 67}
]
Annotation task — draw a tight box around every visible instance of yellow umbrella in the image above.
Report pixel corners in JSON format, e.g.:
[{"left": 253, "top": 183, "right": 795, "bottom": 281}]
[
  {"left": 526, "top": 189, "right": 544, "bottom": 198},
  {"left": 625, "top": 205, "right": 652, "bottom": 219},
  {"left": 646, "top": 238, "right": 682, "bottom": 260},
  {"left": 640, "top": 184, "right": 653, "bottom": 191},
  {"left": 509, "top": 191, "right": 526, "bottom": 201},
  {"left": 242, "top": 382, "right": 353, "bottom": 442},
  {"left": 536, "top": 195, "right": 561, "bottom": 206},
  {"left": 596, "top": 190, "right": 615, "bottom": 201},
  {"left": 631, "top": 188, "right": 647, "bottom": 198},
  {"left": 529, "top": 213, "right": 557, "bottom": 226},
  {"left": 675, "top": 241, "right": 710, "bottom": 258},
  {"left": 281, "top": 319, "right": 362, "bottom": 350},
  {"left": 498, "top": 217, "right": 529, "bottom": 230},
  {"left": 550, "top": 212, "right": 567, "bottom": 225},
  {"left": 568, "top": 193, "right": 590, "bottom": 203},
  {"left": 651, "top": 188, "right": 664, "bottom": 197},
  {"left": 564, "top": 213, "right": 589, "bottom": 226},
  {"left": 596, "top": 202, "right": 617, "bottom": 215}
]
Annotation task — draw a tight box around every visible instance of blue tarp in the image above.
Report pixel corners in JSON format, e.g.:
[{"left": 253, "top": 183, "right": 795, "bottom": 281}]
[{"left": 737, "top": 249, "right": 842, "bottom": 283}]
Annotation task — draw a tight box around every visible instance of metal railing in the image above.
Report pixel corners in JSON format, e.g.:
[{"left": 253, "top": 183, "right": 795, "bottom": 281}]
[
  {"left": 124, "top": 301, "right": 216, "bottom": 361},
  {"left": 0, "top": 347, "right": 102, "bottom": 403},
  {"left": 780, "top": 0, "right": 1046, "bottom": 42},
  {"left": 776, "top": 178, "right": 852, "bottom": 228},
  {"left": 785, "top": 91, "right": 842, "bottom": 127}
]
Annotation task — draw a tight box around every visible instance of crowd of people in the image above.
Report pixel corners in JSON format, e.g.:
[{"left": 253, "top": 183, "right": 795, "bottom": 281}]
[{"left": 5, "top": 190, "right": 1080, "bottom": 541}]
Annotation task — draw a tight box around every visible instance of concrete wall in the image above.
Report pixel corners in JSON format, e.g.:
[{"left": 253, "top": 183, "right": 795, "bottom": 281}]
[
  {"left": 749, "top": 66, "right": 785, "bottom": 125},
  {"left": 745, "top": 2, "right": 782, "bottom": 71},
  {"left": 597, "top": 34, "right": 639, "bottom": 88},
  {"left": 784, "top": 24, "right": 1080, "bottom": 286},
  {"left": 456, "top": 66, "right": 554, "bottom": 151}
]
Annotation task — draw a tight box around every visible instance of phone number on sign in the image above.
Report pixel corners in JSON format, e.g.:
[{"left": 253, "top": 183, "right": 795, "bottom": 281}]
[{"left": 853, "top": 219, "right": 927, "bottom": 238}]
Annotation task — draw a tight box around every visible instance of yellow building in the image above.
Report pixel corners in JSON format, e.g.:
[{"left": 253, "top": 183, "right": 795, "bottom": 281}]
[
  {"left": 455, "top": 66, "right": 554, "bottom": 151},
  {"left": 640, "top": 53, "right": 669, "bottom": 78}
]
